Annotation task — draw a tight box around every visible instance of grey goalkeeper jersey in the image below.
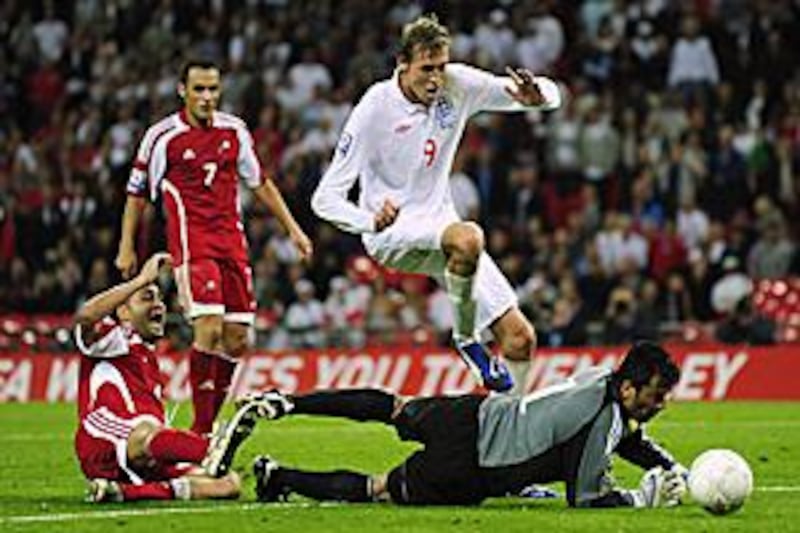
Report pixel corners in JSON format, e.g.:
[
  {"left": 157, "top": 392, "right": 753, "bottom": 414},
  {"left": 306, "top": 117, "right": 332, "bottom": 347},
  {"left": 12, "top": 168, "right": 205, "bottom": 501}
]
[{"left": 477, "top": 367, "right": 675, "bottom": 506}]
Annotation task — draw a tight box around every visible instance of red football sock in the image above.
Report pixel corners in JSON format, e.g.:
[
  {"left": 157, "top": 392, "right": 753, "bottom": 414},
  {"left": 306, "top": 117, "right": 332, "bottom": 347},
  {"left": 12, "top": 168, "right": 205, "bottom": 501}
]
[
  {"left": 212, "top": 356, "right": 238, "bottom": 417},
  {"left": 189, "top": 347, "right": 217, "bottom": 435},
  {"left": 148, "top": 428, "right": 209, "bottom": 464},
  {"left": 120, "top": 481, "right": 175, "bottom": 501}
]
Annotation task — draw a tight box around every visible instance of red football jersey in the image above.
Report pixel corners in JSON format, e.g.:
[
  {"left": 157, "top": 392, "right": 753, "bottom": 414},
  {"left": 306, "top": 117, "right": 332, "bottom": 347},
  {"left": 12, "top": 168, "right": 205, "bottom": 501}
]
[
  {"left": 74, "top": 317, "right": 165, "bottom": 422},
  {"left": 127, "top": 110, "right": 263, "bottom": 264}
]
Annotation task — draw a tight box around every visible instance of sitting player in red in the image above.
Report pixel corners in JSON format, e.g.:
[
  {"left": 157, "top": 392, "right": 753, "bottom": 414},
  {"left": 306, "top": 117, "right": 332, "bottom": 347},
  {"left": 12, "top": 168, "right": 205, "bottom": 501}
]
[{"left": 74, "top": 252, "right": 258, "bottom": 502}]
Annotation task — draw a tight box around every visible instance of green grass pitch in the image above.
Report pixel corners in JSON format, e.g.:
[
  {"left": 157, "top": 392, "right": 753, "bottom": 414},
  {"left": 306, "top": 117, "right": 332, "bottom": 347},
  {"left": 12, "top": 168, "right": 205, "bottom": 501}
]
[{"left": 0, "top": 401, "right": 798, "bottom": 532}]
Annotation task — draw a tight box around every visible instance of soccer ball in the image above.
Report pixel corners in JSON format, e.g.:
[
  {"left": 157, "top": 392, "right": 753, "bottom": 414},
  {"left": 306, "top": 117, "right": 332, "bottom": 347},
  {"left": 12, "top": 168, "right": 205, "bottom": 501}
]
[{"left": 688, "top": 449, "right": 754, "bottom": 515}]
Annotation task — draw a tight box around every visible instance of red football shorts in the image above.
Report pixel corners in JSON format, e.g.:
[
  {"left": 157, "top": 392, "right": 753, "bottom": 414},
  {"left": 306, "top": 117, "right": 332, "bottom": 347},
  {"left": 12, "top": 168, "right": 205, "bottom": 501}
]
[{"left": 174, "top": 257, "right": 256, "bottom": 324}]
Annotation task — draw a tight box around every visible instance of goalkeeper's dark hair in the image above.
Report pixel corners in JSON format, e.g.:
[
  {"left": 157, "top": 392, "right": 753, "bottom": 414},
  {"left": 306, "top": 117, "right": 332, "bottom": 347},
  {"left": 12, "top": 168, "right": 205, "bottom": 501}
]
[
  {"left": 397, "top": 14, "right": 451, "bottom": 62},
  {"left": 612, "top": 341, "right": 680, "bottom": 390},
  {"left": 180, "top": 58, "right": 220, "bottom": 83}
]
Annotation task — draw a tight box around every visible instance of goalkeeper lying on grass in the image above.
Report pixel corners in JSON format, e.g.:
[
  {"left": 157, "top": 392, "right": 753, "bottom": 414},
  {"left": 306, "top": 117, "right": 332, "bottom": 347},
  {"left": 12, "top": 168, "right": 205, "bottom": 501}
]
[{"left": 242, "top": 341, "right": 687, "bottom": 508}]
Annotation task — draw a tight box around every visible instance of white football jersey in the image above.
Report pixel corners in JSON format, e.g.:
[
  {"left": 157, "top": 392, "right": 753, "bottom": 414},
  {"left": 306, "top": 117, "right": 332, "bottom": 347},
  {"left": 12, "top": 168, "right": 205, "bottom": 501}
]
[{"left": 311, "top": 63, "right": 561, "bottom": 234}]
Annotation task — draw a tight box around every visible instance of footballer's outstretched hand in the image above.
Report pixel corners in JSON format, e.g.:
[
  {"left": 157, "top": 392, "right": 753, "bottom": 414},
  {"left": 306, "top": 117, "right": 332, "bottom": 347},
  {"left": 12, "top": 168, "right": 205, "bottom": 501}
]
[
  {"left": 632, "top": 467, "right": 681, "bottom": 508},
  {"left": 662, "top": 464, "right": 689, "bottom": 506},
  {"left": 374, "top": 199, "right": 399, "bottom": 232},
  {"left": 504, "top": 67, "right": 546, "bottom": 107},
  {"left": 661, "top": 468, "right": 687, "bottom": 506},
  {"left": 137, "top": 252, "right": 173, "bottom": 284}
]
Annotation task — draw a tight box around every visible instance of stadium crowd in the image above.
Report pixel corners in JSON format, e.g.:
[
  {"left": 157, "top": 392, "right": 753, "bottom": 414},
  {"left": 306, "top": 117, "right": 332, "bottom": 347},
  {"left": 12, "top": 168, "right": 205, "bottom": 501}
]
[{"left": 1, "top": 0, "right": 799, "bottom": 351}]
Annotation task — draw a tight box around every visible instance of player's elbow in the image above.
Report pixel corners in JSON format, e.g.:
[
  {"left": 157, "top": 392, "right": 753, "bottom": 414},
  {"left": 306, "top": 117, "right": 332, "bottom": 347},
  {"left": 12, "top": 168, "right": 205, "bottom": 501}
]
[
  {"left": 73, "top": 307, "right": 95, "bottom": 329},
  {"left": 310, "top": 186, "right": 328, "bottom": 220}
]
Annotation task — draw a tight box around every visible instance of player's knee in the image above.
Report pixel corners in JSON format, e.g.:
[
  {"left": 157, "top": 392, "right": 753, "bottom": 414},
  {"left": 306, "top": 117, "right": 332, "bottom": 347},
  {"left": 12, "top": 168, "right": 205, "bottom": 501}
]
[
  {"left": 443, "top": 223, "right": 484, "bottom": 275},
  {"left": 443, "top": 222, "right": 484, "bottom": 261},
  {"left": 219, "top": 472, "right": 242, "bottom": 499},
  {"left": 500, "top": 321, "right": 536, "bottom": 361},
  {"left": 127, "top": 421, "right": 160, "bottom": 463},
  {"left": 223, "top": 327, "right": 250, "bottom": 358},
  {"left": 194, "top": 317, "right": 224, "bottom": 352},
  {"left": 189, "top": 471, "right": 241, "bottom": 500}
]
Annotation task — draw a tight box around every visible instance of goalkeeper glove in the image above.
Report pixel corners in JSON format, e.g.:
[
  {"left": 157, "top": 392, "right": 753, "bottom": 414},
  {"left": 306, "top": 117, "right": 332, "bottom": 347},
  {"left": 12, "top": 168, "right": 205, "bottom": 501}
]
[
  {"left": 631, "top": 467, "right": 676, "bottom": 508},
  {"left": 661, "top": 464, "right": 689, "bottom": 506}
]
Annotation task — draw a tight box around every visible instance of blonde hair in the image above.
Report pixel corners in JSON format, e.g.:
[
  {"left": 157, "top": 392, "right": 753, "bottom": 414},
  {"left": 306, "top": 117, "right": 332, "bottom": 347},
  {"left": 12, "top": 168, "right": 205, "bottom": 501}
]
[{"left": 397, "top": 14, "right": 451, "bottom": 61}]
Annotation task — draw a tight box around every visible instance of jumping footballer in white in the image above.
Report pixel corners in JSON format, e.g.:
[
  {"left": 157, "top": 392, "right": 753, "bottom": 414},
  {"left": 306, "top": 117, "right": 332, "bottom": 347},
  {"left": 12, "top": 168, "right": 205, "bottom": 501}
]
[{"left": 312, "top": 14, "right": 562, "bottom": 393}]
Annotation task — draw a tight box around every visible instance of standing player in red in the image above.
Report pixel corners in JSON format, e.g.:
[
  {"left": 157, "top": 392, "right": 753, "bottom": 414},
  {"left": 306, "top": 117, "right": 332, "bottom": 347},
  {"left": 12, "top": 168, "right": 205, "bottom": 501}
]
[
  {"left": 75, "top": 253, "right": 257, "bottom": 503},
  {"left": 115, "top": 59, "right": 313, "bottom": 435}
]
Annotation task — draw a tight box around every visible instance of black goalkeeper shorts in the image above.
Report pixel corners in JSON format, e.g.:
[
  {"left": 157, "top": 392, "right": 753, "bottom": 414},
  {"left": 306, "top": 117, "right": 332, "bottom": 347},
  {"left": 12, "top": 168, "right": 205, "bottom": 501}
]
[{"left": 387, "top": 394, "right": 488, "bottom": 505}]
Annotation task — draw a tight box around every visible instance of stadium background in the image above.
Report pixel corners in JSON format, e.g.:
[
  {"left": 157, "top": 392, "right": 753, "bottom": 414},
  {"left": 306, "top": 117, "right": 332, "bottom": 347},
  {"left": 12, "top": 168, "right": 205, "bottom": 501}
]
[
  {"left": 1, "top": 0, "right": 800, "bottom": 355},
  {"left": 1, "top": 1, "right": 800, "bottom": 530}
]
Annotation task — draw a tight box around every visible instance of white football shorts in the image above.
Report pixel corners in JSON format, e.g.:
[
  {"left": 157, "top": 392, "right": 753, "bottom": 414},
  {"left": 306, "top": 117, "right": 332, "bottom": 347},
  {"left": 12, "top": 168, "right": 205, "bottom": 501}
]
[{"left": 363, "top": 209, "right": 517, "bottom": 332}]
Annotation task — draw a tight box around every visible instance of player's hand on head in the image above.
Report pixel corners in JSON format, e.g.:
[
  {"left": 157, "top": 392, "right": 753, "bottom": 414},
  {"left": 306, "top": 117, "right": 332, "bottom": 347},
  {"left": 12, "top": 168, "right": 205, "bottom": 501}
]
[
  {"left": 374, "top": 199, "right": 399, "bottom": 232},
  {"left": 138, "top": 252, "right": 173, "bottom": 284},
  {"left": 504, "top": 67, "right": 546, "bottom": 107},
  {"left": 115, "top": 248, "right": 139, "bottom": 280}
]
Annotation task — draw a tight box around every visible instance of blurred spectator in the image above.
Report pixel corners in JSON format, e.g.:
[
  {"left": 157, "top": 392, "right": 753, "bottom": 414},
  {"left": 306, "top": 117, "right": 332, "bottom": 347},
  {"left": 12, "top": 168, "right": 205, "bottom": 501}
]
[
  {"left": 541, "top": 273, "right": 588, "bottom": 347},
  {"left": 285, "top": 279, "right": 326, "bottom": 349},
  {"left": 662, "top": 270, "right": 694, "bottom": 324},
  {"left": 32, "top": 2, "right": 68, "bottom": 64},
  {"left": 667, "top": 16, "right": 719, "bottom": 102},
  {"left": 582, "top": 16, "right": 620, "bottom": 91},
  {"left": 287, "top": 47, "right": 333, "bottom": 108},
  {"left": 546, "top": 97, "right": 583, "bottom": 184},
  {"left": 509, "top": 164, "right": 544, "bottom": 230},
  {"left": 630, "top": 19, "right": 669, "bottom": 91},
  {"left": 646, "top": 219, "right": 686, "bottom": 282},
  {"left": 603, "top": 286, "right": 639, "bottom": 345},
  {"left": 323, "top": 276, "right": 361, "bottom": 347},
  {"left": 515, "top": 7, "right": 564, "bottom": 74},
  {"left": 595, "top": 212, "right": 649, "bottom": 275},
  {"left": 473, "top": 9, "right": 515, "bottom": 70},
  {"left": 686, "top": 250, "right": 715, "bottom": 321},
  {"left": 747, "top": 218, "right": 796, "bottom": 279},
  {"left": 633, "top": 279, "right": 662, "bottom": 341},
  {"left": 427, "top": 286, "right": 454, "bottom": 345},
  {"left": 705, "top": 124, "right": 748, "bottom": 220},
  {"left": 579, "top": 100, "right": 620, "bottom": 205},
  {"left": 715, "top": 297, "right": 776, "bottom": 345},
  {"left": 710, "top": 262, "right": 753, "bottom": 316},
  {"left": 676, "top": 196, "right": 709, "bottom": 255},
  {"left": 449, "top": 154, "right": 480, "bottom": 221}
]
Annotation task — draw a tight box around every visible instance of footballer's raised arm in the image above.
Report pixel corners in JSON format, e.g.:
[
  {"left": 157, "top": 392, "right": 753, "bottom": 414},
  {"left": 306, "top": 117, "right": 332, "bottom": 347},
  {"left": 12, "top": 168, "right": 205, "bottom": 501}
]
[
  {"left": 449, "top": 63, "right": 561, "bottom": 115},
  {"left": 75, "top": 253, "right": 171, "bottom": 346},
  {"left": 311, "top": 100, "right": 376, "bottom": 234}
]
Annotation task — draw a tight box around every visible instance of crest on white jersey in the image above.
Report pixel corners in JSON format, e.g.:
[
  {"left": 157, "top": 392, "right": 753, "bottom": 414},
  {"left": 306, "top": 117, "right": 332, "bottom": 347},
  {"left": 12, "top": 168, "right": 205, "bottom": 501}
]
[
  {"left": 336, "top": 131, "right": 354, "bottom": 158},
  {"left": 434, "top": 96, "right": 456, "bottom": 129},
  {"left": 182, "top": 148, "right": 196, "bottom": 160}
]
